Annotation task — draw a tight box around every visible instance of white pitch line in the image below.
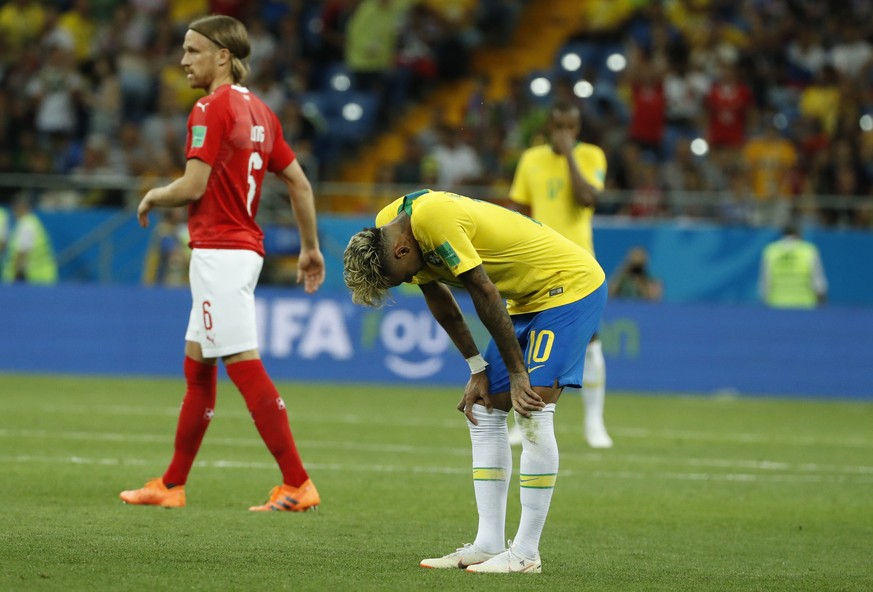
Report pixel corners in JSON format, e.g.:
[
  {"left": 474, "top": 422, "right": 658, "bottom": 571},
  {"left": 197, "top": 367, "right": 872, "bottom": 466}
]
[
  {"left": 2, "top": 454, "right": 873, "bottom": 484},
  {"left": 25, "top": 402, "right": 873, "bottom": 449},
  {"left": 2, "top": 426, "right": 873, "bottom": 478},
  {"left": 0, "top": 428, "right": 470, "bottom": 456}
]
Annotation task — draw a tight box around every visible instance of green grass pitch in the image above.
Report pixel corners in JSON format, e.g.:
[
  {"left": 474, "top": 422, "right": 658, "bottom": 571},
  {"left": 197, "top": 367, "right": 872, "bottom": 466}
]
[{"left": 1, "top": 373, "right": 871, "bottom": 591}]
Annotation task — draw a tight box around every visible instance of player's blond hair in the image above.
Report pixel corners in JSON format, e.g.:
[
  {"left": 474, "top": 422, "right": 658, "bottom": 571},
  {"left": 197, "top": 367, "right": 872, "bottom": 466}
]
[
  {"left": 343, "top": 228, "right": 392, "bottom": 308},
  {"left": 189, "top": 15, "right": 251, "bottom": 84}
]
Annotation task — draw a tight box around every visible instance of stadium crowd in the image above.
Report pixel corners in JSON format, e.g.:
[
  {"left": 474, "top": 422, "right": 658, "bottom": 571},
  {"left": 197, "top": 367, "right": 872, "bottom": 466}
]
[{"left": 1, "top": 0, "right": 872, "bottom": 229}]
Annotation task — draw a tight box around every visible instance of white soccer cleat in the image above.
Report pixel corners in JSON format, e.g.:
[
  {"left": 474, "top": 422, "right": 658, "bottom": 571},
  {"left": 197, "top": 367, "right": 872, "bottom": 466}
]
[
  {"left": 466, "top": 545, "right": 542, "bottom": 574},
  {"left": 585, "top": 423, "right": 613, "bottom": 449},
  {"left": 419, "top": 543, "right": 502, "bottom": 569}
]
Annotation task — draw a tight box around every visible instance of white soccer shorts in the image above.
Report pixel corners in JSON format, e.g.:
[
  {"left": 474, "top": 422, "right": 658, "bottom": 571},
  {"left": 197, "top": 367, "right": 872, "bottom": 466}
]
[{"left": 185, "top": 248, "right": 263, "bottom": 358}]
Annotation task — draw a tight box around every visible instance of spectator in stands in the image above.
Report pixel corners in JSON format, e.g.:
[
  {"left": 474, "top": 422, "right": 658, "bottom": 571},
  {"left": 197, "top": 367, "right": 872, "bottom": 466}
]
[
  {"left": 246, "top": 18, "right": 277, "bottom": 81},
  {"left": 84, "top": 56, "right": 122, "bottom": 138},
  {"left": 625, "top": 43, "right": 667, "bottom": 159},
  {"left": 661, "top": 137, "right": 718, "bottom": 217},
  {"left": 25, "top": 42, "right": 86, "bottom": 144},
  {"left": 718, "top": 165, "right": 754, "bottom": 226},
  {"left": 829, "top": 23, "right": 873, "bottom": 79},
  {"left": 705, "top": 60, "right": 754, "bottom": 168},
  {"left": 319, "top": 0, "right": 357, "bottom": 64},
  {"left": 71, "top": 134, "right": 126, "bottom": 208},
  {"left": 759, "top": 223, "right": 827, "bottom": 308},
  {"left": 814, "top": 138, "right": 869, "bottom": 227},
  {"left": 344, "top": 0, "right": 409, "bottom": 122},
  {"left": 475, "top": 0, "right": 522, "bottom": 47},
  {"left": 663, "top": 48, "right": 709, "bottom": 141},
  {"left": 430, "top": 124, "right": 483, "bottom": 191},
  {"left": 609, "top": 246, "right": 662, "bottom": 301},
  {"left": 1, "top": 195, "right": 58, "bottom": 285},
  {"left": 277, "top": 102, "right": 318, "bottom": 166},
  {"left": 626, "top": 157, "right": 668, "bottom": 218},
  {"left": 141, "top": 85, "right": 189, "bottom": 171},
  {"left": 743, "top": 112, "right": 798, "bottom": 228},
  {"left": 393, "top": 135, "right": 426, "bottom": 186},
  {"left": 493, "top": 74, "right": 547, "bottom": 153},
  {"left": 785, "top": 26, "right": 828, "bottom": 86},
  {"left": 799, "top": 65, "right": 841, "bottom": 137},
  {"left": 57, "top": 0, "right": 96, "bottom": 65},
  {"left": 396, "top": 4, "right": 441, "bottom": 102},
  {"left": 0, "top": 0, "right": 46, "bottom": 61}
]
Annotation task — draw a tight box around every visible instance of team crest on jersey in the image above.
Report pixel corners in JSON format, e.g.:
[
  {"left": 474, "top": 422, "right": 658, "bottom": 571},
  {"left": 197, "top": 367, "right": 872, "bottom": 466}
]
[
  {"left": 424, "top": 251, "right": 444, "bottom": 267},
  {"left": 435, "top": 242, "right": 460, "bottom": 267}
]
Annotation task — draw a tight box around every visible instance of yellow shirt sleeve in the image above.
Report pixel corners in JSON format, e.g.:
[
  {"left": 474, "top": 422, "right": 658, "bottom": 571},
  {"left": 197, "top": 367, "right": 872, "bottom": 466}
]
[
  {"left": 410, "top": 197, "right": 482, "bottom": 276},
  {"left": 508, "top": 151, "right": 531, "bottom": 206}
]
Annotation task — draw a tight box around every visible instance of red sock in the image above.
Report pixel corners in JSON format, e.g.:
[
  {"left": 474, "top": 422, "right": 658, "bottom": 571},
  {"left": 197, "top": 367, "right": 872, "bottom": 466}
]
[
  {"left": 226, "top": 359, "right": 309, "bottom": 487},
  {"left": 163, "top": 357, "right": 217, "bottom": 486}
]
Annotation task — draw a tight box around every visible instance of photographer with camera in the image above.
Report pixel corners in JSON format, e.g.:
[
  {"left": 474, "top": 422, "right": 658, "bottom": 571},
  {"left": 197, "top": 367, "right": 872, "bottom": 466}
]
[{"left": 609, "top": 246, "right": 663, "bottom": 301}]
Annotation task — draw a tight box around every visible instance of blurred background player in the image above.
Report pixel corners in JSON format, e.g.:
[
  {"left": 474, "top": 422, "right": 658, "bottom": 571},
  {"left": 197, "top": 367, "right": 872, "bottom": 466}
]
[
  {"left": 759, "top": 222, "right": 828, "bottom": 308},
  {"left": 1, "top": 194, "right": 58, "bottom": 285},
  {"left": 508, "top": 100, "right": 613, "bottom": 448},
  {"left": 343, "top": 189, "right": 607, "bottom": 573},
  {"left": 119, "top": 15, "right": 326, "bottom": 511}
]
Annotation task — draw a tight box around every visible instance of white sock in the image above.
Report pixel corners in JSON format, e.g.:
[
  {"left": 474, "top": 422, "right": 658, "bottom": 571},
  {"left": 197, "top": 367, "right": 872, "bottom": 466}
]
[
  {"left": 468, "top": 404, "right": 511, "bottom": 554},
  {"left": 512, "top": 403, "right": 558, "bottom": 559},
  {"left": 582, "top": 340, "right": 607, "bottom": 432}
]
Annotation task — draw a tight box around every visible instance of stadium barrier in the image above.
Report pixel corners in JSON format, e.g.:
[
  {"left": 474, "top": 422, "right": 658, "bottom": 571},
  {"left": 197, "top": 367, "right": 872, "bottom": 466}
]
[
  {"left": 25, "top": 210, "right": 871, "bottom": 306},
  {"left": 1, "top": 284, "right": 870, "bottom": 400}
]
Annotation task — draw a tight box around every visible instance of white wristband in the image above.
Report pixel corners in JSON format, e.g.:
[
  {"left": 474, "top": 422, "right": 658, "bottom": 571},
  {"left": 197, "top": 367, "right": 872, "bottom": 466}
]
[{"left": 466, "top": 354, "right": 488, "bottom": 374}]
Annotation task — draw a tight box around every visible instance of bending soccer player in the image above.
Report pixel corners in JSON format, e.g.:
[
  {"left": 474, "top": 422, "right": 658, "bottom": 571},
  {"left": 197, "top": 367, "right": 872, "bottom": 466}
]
[
  {"left": 343, "top": 189, "right": 607, "bottom": 573},
  {"left": 119, "top": 15, "right": 325, "bottom": 511}
]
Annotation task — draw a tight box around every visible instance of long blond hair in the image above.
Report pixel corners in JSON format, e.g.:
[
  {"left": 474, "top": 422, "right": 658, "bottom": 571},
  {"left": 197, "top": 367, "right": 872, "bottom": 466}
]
[
  {"left": 189, "top": 15, "right": 251, "bottom": 84},
  {"left": 343, "top": 228, "right": 392, "bottom": 308}
]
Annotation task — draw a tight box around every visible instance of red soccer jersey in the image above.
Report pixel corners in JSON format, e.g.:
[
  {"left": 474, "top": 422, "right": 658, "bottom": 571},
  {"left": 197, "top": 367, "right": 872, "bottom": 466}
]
[
  {"left": 185, "top": 84, "right": 295, "bottom": 256},
  {"left": 629, "top": 82, "right": 666, "bottom": 145},
  {"left": 706, "top": 82, "right": 753, "bottom": 148}
]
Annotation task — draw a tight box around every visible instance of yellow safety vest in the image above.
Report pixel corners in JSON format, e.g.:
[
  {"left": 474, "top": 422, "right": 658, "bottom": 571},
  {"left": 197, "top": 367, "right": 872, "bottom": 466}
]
[
  {"left": 763, "top": 240, "right": 818, "bottom": 308},
  {"left": 2, "top": 212, "right": 58, "bottom": 284}
]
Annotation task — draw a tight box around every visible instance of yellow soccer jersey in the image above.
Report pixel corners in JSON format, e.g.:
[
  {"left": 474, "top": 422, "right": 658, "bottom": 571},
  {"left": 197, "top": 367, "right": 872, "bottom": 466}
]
[
  {"left": 509, "top": 142, "right": 606, "bottom": 255},
  {"left": 376, "top": 190, "right": 605, "bottom": 315}
]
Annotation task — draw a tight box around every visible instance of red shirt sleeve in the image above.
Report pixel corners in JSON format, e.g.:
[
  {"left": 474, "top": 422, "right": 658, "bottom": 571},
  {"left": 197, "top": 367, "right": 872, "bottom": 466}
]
[{"left": 185, "top": 97, "right": 230, "bottom": 166}]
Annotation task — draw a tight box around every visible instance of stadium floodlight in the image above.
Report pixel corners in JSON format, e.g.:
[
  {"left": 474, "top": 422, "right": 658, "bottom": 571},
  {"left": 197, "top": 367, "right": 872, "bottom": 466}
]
[
  {"left": 606, "top": 53, "right": 627, "bottom": 72},
  {"left": 342, "top": 102, "right": 363, "bottom": 121},
  {"left": 574, "top": 80, "right": 594, "bottom": 98},
  {"left": 561, "top": 52, "right": 582, "bottom": 72},
  {"left": 331, "top": 74, "right": 351, "bottom": 92},
  {"left": 690, "top": 138, "right": 709, "bottom": 156},
  {"left": 860, "top": 114, "right": 873, "bottom": 132},
  {"left": 530, "top": 77, "right": 551, "bottom": 97}
]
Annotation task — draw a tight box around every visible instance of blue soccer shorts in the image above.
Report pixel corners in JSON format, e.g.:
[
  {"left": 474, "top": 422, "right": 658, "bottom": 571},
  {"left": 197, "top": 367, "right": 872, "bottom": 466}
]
[{"left": 483, "top": 282, "right": 607, "bottom": 394}]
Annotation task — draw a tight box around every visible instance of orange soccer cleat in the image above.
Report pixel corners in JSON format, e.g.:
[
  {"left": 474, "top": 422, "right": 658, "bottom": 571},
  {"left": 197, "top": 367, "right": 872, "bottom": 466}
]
[
  {"left": 119, "top": 478, "right": 186, "bottom": 508},
  {"left": 248, "top": 479, "right": 320, "bottom": 512}
]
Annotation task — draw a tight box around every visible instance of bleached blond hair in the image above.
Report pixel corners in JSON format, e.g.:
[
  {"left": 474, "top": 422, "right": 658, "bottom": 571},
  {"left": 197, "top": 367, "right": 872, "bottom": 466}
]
[{"left": 343, "top": 227, "right": 392, "bottom": 308}]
